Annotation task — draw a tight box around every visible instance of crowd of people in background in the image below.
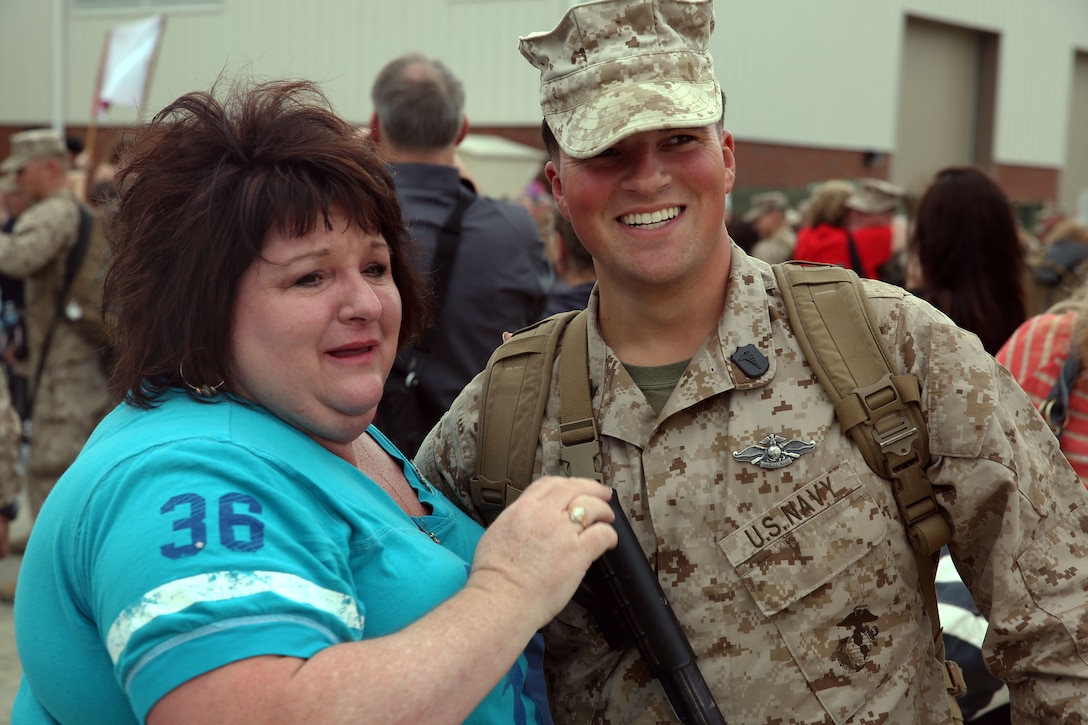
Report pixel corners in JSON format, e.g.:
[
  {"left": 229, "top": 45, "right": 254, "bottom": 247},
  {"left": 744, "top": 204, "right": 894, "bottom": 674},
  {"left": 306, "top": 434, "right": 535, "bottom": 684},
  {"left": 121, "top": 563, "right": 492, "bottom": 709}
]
[
  {"left": 3, "top": 103, "right": 1087, "bottom": 725},
  {"left": 3, "top": 96, "right": 1086, "bottom": 725},
  {"left": 3, "top": 0, "right": 1088, "bottom": 722}
]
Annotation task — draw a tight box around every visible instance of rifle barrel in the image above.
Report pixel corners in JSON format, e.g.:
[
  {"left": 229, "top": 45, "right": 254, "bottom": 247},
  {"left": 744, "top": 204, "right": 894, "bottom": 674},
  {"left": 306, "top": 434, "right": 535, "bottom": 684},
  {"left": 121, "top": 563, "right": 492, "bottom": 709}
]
[{"left": 595, "top": 489, "right": 727, "bottom": 725}]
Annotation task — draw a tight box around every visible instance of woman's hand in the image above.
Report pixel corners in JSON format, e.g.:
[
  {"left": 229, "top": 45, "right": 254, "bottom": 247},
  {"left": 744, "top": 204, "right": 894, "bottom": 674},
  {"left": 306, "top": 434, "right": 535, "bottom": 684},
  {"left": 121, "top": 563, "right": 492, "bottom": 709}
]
[{"left": 467, "top": 476, "right": 617, "bottom": 626}]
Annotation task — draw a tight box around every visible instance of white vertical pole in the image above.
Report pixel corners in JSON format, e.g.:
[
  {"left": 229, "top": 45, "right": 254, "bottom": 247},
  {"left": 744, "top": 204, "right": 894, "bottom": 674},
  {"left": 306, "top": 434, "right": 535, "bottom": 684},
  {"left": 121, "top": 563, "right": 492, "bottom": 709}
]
[{"left": 51, "top": 0, "right": 66, "bottom": 135}]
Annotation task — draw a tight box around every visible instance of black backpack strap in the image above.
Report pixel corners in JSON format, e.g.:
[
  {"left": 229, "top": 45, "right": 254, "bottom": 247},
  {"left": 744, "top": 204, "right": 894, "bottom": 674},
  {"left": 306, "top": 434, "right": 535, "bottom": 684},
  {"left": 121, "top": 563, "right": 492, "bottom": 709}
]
[
  {"left": 67, "top": 205, "right": 95, "bottom": 289},
  {"left": 391, "top": 181, "right": 475, "bottom": 421},
  {"left": 845, "top": 231, "right": 865, "bottom": 277},
  {"left": 417, "top": 182, "right": 474, "bottom": 355},
  {"left": 29, "top": 202, "right": 93, "bottom": 418}
]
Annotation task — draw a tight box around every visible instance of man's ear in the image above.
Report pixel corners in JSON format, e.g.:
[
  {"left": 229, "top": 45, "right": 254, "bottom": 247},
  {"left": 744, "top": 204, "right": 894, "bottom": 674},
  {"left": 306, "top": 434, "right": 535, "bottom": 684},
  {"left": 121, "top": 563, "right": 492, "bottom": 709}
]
[
  {"left": 453, "top": 114, "right": 469, "bottom": 147},
  {"left": 368, "top": 112, "right": 382, "bottom": 144},
  {"left": 545, "top": 160, "right": 571, "bottom": 221},
  {"left": 720, "top": 130, "right": 737, "bottom": 195}
]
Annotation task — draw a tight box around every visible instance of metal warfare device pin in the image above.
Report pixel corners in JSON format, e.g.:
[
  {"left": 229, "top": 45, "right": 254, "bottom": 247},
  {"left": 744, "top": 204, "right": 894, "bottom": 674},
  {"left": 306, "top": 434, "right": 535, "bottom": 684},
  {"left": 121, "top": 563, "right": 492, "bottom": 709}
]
[{"left": 732, "top": 433, "right": 816, "bottom": 469}]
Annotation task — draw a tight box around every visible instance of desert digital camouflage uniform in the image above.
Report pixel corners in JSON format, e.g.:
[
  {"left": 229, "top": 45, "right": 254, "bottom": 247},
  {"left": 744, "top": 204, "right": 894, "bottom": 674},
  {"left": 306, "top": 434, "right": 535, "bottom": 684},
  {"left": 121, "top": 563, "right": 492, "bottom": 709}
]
[
  {"left": 416, "top": 246, "right": 1088, "bottom": 724},
  {"left": 749, "top": 223, "right": 796, "bottom": 265},
  {"left": 525, "top": 0, "right": 722, "bottom": 161},
  {"left": 0, "top": 366, "right": 23, "bottom": 509},
  {"left": 0, "top": 189, "right": 112, "bottom": 514}
]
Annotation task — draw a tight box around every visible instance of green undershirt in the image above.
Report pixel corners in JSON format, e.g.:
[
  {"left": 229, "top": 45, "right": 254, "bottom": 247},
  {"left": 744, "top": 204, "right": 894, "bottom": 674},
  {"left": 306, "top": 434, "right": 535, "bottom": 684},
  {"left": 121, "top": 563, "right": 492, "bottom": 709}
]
[{"left": 622, "top": 359, "right": 691, "bottom": 415}]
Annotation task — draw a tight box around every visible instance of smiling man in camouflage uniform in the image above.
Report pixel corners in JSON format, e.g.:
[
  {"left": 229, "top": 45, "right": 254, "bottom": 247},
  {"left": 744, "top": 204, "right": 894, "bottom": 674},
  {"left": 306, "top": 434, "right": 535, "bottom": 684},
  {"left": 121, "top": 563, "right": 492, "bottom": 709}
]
[
  {"left": 414, "top": 0, "right": 1088, "bottom": 722},
  {"left": 0, "top": 130, "right": 112, "bottom": 599}
]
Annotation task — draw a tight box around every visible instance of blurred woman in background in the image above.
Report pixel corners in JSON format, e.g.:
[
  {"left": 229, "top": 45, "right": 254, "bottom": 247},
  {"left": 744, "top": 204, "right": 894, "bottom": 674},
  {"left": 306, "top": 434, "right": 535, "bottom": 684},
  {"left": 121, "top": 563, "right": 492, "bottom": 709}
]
[{"left": 906, "top": 166, "right": 1026, "bottom": 355}]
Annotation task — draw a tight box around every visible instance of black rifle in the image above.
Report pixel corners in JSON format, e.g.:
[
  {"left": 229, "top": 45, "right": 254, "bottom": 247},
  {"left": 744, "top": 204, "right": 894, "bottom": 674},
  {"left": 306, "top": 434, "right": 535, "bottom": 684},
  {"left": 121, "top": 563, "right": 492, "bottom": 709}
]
[{"left": 582, "top": 489, "right": 727, "bottom": 725}]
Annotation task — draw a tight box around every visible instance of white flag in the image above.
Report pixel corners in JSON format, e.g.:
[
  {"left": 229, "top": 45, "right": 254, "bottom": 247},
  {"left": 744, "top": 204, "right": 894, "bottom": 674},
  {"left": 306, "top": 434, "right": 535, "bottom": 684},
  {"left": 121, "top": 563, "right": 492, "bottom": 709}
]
[{"left": 96, "top": 14, "right": 166, "bottom": 119}]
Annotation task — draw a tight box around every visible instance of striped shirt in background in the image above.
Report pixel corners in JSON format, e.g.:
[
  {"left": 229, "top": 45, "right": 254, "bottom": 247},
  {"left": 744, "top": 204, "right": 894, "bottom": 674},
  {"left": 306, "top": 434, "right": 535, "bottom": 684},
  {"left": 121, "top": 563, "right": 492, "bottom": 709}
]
[{"left": 995, "top": 310, "right": 1088, "bottom": 482}]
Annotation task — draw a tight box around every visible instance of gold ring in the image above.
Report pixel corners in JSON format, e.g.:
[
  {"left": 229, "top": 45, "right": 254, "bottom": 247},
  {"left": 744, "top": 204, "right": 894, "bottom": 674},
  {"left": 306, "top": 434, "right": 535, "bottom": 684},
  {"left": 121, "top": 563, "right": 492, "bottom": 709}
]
[{"left": 568, "top": 505, "right": 587, "bottom": 528}]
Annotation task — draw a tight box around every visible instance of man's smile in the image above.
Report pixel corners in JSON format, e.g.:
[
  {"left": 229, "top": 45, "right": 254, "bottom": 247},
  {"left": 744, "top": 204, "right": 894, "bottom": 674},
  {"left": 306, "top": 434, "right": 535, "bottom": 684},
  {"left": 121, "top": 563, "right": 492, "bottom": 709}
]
[{"left": 619, "top": 206, "right": 682, "bottom": 228}]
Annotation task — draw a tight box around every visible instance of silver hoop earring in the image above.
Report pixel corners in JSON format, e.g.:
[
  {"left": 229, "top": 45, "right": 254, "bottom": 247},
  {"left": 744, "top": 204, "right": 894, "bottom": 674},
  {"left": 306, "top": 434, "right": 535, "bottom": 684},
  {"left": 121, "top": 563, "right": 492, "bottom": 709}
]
[{"left": 179, "top": 362, "right": 225, "bottom": 398}]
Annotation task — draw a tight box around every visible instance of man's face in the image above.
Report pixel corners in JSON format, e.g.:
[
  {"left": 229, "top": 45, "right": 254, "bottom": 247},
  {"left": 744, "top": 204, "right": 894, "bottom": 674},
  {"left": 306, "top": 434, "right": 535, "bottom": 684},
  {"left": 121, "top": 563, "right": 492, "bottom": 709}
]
[
  {"left": 754, "top": 210, "right": 784, "bottom": 238},
  {"left": 846, "top": 209, "right": 894, "bottom": 231},
  {"left": 14, "top": 157, "right": 57, "bottom": 203},
  {"left": 545, "top": 125, "right": 735, "bottom": 295}
]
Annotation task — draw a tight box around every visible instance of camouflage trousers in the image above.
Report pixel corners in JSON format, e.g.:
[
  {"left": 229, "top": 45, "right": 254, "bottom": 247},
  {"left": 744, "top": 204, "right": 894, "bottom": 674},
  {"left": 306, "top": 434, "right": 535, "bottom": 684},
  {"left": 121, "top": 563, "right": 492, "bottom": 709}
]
[{"left": 26, "top": 358, "right": 112, "bottom": 517}]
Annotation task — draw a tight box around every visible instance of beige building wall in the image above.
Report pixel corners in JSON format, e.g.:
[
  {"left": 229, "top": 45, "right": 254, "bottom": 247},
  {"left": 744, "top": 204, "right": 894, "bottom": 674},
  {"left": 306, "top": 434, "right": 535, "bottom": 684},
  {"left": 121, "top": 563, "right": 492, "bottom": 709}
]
[
  {"left": 1062, "top": 52, "right": 1088, "bottom": 219},
  {"left": 893, "top": 18, "right": 980, "bottom": 196},
  {"left": 1, "top": 0, "right": 1086, "bottom": 201}
]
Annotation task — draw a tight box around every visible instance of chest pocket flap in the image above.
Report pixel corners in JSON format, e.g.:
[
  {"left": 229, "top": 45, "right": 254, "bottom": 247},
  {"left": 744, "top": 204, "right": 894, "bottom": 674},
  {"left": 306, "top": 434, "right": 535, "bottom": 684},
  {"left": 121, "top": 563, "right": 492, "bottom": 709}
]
[{"left": 719, "top": 469, "right": 888, "bottom": 617}]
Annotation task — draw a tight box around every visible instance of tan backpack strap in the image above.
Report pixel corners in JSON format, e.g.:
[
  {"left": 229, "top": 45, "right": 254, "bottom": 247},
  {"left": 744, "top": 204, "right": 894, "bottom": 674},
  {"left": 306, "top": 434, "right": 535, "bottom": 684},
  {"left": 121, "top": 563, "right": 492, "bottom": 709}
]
[
  {"left": 773, "top": 263, "right": 965, "bottom": 714},
  {"left": 773, "top": 263, "right": 950, "bottom": 556},
  {"left": 471, "top": 311, "right": 580, "bottom": 522},
  {"left": 557, "top": 310, "right": 602, "bottom": 481}
]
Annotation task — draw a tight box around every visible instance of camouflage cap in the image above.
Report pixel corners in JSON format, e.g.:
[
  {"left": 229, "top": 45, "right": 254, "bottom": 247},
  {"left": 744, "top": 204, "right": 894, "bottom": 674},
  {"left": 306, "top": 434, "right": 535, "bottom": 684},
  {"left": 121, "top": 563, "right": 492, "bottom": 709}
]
[
  {"left": 743, "top": 191, "right": 789, "bottom": 222},
  {"left": 1, "top": 129, "right": 66, "bottom": 173},
  {"left": 519, "top": 0, "right": 723, "bottom": 159},
  {"left": 846, "top": 178, "right": 904, "bottom": 215}
]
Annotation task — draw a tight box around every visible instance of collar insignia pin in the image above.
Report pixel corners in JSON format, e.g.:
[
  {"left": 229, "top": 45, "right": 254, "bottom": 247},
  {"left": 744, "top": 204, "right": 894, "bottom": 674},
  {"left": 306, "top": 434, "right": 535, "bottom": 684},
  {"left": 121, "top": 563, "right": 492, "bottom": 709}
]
[
  {"left": 733, "top": 433, "right": 816, "bottom": 469},
  {"left": 731, "top": 344, "right": 769, "bottom": 378}
]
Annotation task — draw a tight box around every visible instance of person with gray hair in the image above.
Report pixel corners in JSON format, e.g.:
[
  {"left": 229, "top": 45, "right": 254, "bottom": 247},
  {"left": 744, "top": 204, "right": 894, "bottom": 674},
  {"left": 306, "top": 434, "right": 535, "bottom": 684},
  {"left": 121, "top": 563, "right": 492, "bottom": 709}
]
[
  {"left": 368, "top": 52, "right": 553, "bottom": 457},
  {"left": 370, "top": 52, "right": 466, "bottom": 151},
  {"left": 415, "top": 0, "right": 1088, "bottom": 722}
]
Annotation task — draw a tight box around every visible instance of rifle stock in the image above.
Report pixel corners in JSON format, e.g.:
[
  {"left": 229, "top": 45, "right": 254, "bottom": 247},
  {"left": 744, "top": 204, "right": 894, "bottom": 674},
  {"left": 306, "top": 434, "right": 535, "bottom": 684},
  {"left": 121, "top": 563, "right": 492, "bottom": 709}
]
[{"left": 590, "top": 489, "right": 726, "bottom": 725}]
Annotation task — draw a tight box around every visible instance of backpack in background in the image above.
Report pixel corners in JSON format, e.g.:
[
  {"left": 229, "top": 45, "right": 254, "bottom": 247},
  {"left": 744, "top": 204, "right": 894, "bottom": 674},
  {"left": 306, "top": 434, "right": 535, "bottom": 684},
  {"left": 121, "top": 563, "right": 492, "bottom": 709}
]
[
  {"left": 65, "top": 204, "right": 112, "bottom": 353},
  {"left": 1022, "top": 238, "right": 1088, "bottom": 317}
]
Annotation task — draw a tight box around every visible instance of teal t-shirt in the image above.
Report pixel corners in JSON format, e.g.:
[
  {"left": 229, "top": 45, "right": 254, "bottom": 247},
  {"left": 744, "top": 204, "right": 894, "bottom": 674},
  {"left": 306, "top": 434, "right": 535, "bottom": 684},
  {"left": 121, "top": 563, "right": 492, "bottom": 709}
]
[{"left": 13, "top": 391, "right": 548, "bottom": 724}]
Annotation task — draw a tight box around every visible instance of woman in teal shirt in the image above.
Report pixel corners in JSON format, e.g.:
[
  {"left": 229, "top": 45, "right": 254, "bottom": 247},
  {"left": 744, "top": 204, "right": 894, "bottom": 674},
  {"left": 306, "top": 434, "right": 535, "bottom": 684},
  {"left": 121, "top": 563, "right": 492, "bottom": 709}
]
[{"left": 13, "top": 78, "right": 616, "bottom": 725}]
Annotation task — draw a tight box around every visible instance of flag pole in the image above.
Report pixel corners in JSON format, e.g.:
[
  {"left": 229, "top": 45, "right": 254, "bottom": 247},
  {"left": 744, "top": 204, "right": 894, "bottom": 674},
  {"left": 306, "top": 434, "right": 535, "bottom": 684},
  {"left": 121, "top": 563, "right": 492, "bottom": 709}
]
[
  {"left": 51, "top": 0, "right": 66, "bottom": 137},
  {"left": 82, "top": 26, "right": 112, "bottom": 203},
  {"left": 138, "top": 15, "right": 167, "bottom": 120}
]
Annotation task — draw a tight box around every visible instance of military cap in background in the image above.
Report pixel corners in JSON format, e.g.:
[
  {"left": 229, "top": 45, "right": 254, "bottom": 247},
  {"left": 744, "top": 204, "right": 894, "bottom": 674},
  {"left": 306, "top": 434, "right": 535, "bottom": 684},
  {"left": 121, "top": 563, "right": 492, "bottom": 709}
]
[
  {"left": 846, "top": 178, "right": 904, "bottom": 215},
  {"left": 0, "top": 129, "right": 67, "bottom": 173},
  {"left": 743, "top": 191, "right": 790, "bottom": 222},
  {"left": 519, "top": 0, "right": 722, "bottom": 159}
]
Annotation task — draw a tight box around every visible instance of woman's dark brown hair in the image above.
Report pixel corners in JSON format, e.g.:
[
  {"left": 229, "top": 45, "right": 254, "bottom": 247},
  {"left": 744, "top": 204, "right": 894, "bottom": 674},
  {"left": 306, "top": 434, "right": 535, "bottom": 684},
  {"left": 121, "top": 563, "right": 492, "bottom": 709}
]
[
  {"left": 910, "top": 165, "right": 1026, "bottom": 354},
  {"left": 106, "top": 78, "right": 429, "bottom": 407}
]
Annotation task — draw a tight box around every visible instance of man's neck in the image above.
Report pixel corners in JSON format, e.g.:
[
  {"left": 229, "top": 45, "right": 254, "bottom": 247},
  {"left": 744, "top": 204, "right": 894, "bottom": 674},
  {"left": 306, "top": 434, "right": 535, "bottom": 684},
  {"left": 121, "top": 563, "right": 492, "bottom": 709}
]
[
  {"left": 30, "top": 180, "right": 70, "bottom": 205},
  {"left": 382, "top": 145, "right": 458, "bottom": 168},
  {"left": 596, "top": 259, "right": 730, "bottom": 366}
]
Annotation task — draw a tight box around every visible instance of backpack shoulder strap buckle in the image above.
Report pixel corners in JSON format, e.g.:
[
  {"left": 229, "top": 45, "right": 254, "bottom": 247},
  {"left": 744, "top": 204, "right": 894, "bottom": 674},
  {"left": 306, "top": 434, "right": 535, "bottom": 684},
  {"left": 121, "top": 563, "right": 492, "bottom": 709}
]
[
  {"left": 470, "top": 475, "right": 526, "bottom": 512},
  {"left": 835, "top": 373, "right": 923, "bottom": 458},
  {"left": 944, "top": 655, "right": 968, "bottom": 699},
  {"left": 559, "top": 418, "right": 603, "bottom": 482}
]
